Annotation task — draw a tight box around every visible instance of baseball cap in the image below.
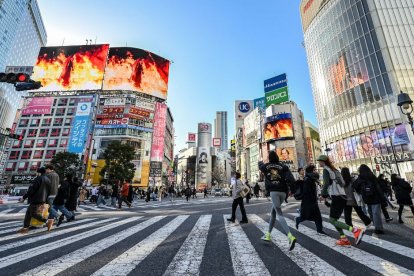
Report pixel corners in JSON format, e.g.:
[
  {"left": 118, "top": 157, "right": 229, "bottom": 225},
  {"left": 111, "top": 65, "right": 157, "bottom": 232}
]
[{"left": 316, "top": 155, "right": 329, "bottom": 162}]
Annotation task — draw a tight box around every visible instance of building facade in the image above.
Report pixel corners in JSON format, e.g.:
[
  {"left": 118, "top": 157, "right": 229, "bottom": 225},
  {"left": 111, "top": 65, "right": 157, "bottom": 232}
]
[
  {"left": 301, "top": 0, "right": 414, "bottom": 178},
  {"left": 214, "top": 111, "right": 228, "bottom": 151},
  {"left": 0, "top": 0, "right": 47, "bottom": 129},
  {"left": 305, "top": 120, "right": 322, "bottom": 167}
]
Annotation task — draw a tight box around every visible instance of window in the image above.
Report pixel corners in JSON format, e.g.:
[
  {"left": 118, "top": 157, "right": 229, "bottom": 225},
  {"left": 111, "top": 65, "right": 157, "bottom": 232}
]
[
  {"left": 42, "top": 118, "right": 51, "bottom": 126},
  {"left": 67, "top": 108, "right": 75, "bottom": 115},
  {"left": 6, "top": 162, "right": 16, "bottom": 171},
  {"left": 60, "top": 139, "right": 68, "bottom": 147},
  {"left": 64, "top": 118, "right": 72, "bottom": 126},
  {"left": 23, "top": 140, "right": 34, "bottom": 148},
  {"left": 69, "top": 98, "right": 76, "bottom": 106},
  {"left": 48, "top": 139, "right": 57, "bottom": 147},
  {"left": 58, "top": 98, "right": 68, "bottom": 106},
  {"left": 28, "top": 129, "right": 38, "bottom": 137},
  {"left": 30, "top": 119, "right": 39, "bottom": 126},
  {"left": 39, "top": 129, "right": 49, "bottom": 137},
  {"left": 53, "top": 118, "right": 63, "bottom": 126},
  {"left": 55, "top": 108, "right": 65, "bottom": 116},
  {"left": 9, "top": 151, "right": 19, "bottom": 159},
  {"left": 51, "top": 129, "right": 60, "bottom": 137},
  {"left": 36, "top": 139, "right": 46, "bottom": 147},
  {"left": 62, "top": 128, "right": 70, "bottom": 136},
  {"left": 21, "top": 151, "right": 31, "bottom": 159},
  {"left": 18, "top": 162, "right": 28, "bottom": 171},
  {"left": 30, "top": 161, "right": 41, "bottom": 171},
  {"left": 12, "top": 140, "right": 21, "bottom": 148},
  {"left": 45, "top": 150, "right": 56, "bottom": 159},
  {"left": 19, "top": 119, "right": 29, "bottom": 127},
  {"left": 33, "top": 150, "right": 44, "bottom": 159}
]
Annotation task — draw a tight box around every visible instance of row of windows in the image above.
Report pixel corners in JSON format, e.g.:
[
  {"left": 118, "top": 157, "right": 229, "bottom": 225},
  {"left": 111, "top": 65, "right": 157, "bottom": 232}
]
[
  {"left": 15, "top": 128, "right": 71, "bottom": 139},
  {"left": 11, "top": 138, "right": 69, "bottom": 149},
  {"left": 9, "top": 149, "right": 57, "bottom": 160},
  {"left": 18, "top": 118, "right": 73, "bottom": 127},
  {"left": 21, "top": 107, "right": 75, "bottom": 117},
  {"left": 6, "top": 160, "right": 56, "bottom": 173}
]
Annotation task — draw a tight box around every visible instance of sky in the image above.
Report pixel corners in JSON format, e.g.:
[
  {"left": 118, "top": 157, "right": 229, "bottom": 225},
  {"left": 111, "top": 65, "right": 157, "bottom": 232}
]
[{"left": 37, "top": 0, "right": 316, "bottom": 152}]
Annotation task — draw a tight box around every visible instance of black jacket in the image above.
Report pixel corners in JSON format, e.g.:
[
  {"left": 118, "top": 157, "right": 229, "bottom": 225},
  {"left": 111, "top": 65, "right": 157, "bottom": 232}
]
[
  {"left": 65, "top": 181, "right": 81, "bottom": 211},
  {"left": 53, "top": 180, "right": 70, "bottom": 206},
  {"left": 353, "top": 176, "right": 383, "bottom": 205},
  {"left": 23, "top": 174, "right": 51, "bottom": 204},
  {"left": 299, "top": 173, "right": 321, "bottom": 221},
  {"left": 392, "top": 178, "right": 413, "bottom": 205},
  {"left": 259, "top": 162, "right": 295, "bottom": 193},
  {"left": 111, "top": 184, "right": 119, "bottom": 197}
]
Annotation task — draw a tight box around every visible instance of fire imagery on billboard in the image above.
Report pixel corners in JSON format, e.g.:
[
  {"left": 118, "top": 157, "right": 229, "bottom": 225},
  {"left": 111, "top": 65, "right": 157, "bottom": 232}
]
[
  {"left": 32, "top": 45, "right": 109, "bottom": 91},
  {"left": 264, "top": 113, "right": 294, "bottom": 142},
  {"left": 103, "top": 47, "right": 170, "bottom": 100}
]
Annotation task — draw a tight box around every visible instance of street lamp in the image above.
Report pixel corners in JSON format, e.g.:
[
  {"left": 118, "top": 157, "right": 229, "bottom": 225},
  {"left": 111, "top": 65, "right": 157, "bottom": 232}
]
[{"left": 397, "top": 91, "right": 414, "bottom": 134}]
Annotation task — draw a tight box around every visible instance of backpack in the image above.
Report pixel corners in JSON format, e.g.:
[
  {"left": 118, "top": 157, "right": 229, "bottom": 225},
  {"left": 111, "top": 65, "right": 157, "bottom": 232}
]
[{"left": 332, "top": 170, "right": 346, "bottom": 187}]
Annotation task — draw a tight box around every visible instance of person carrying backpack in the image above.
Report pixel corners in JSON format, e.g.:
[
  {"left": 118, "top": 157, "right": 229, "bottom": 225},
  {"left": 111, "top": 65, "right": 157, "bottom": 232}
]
[
  {"left": 391, "top": 174, "right": 414, "bottom": 224},
  {"left": 353, "top": 164, "right": 385, "bottom": 234},
  {"left": 318, "top": 155, "right": 365, "bottom": 246},
  {"left": 259, "top": 150, "right": 297, "bottom": 251}
]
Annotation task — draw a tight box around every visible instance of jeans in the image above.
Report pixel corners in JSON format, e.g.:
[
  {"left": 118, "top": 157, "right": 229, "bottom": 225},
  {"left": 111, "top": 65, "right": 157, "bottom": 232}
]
[
  {"left": 50, "top": 204, "right": 73, "bottom": 220},
  {"left": 24, "top": 204, "right": 47, "bottom": 228},
  {"left": 111, "top": 196, "right": 118, "bottom": 207},
  {"left": 368, "top": 204, "right": 383, "bottom": 231},
  {"left": 344, "top": 205, "right": 372, "bottom": 226},
  {"left": 230, "top": 197, "right": 247, "bottom": 222},
  {"left": 118, "top": 196, "right": 131, "bottom": 208},
  {"left": 268, "top": 191, "right": 290, "bottom": 235},
  {"left": 96, "top": 195, "right": 107, "bottom": 206}
]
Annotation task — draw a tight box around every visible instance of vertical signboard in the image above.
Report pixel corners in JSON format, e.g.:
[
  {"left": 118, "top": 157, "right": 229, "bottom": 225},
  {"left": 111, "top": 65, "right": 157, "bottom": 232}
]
[
  {"left": 253, "top": 97, "right": 266, "bottom": 111},
  {"left": 68, "top": 101, "right": 92, "bottom": 153},
  {"left": 264, "top": 73, "right": 289, "bottom": 107},
  {"left": 149, "top": 102, "right": 167, "bottom": 178}
]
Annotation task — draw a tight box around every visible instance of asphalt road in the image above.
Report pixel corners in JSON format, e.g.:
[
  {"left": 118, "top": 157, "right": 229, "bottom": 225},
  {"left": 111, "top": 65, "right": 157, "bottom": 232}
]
[{"left": 0, "top": 196, "right": 414, "bottom": 276}]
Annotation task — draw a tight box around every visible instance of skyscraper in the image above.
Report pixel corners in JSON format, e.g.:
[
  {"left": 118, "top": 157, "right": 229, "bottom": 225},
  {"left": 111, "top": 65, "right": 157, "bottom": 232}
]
[
  {"left": 300, "top": 0, "right": 414, "bottom": 177},
  {"left": 0, "top": 0, "right": 47, "bottom": 129},
  {"left": 214, "top": 111, "right": 228, "bottom": 151}
]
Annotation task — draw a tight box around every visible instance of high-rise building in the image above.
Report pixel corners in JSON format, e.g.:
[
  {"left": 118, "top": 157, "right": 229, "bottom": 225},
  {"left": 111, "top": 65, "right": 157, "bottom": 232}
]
[
  {"left": 214, "top": 111, "right": 228, "bottom": 151},
  {"left": 0, "top": 0, "right": 47, "bottom": 129},
  {"left": 300, "top": 0, "right": 414, "bottom": 178}
]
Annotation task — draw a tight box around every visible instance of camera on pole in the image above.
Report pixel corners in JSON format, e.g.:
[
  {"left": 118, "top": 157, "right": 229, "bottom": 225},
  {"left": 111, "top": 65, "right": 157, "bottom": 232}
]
[{"left": 0, "top": 72, "right": 42, "bottom": 91}]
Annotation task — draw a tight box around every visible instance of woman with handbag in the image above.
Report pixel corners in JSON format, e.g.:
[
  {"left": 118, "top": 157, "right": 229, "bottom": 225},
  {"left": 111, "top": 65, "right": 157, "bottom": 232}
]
[
  {"left": 341, "top": 167, "right": 372, "bottom": 227},
  {"left": 295, "top": 165, "right": 325, "bottom": 234}
]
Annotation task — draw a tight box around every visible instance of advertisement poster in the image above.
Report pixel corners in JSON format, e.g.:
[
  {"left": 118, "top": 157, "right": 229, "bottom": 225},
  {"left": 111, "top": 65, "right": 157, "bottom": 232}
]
[
  {"left": 197, "top": 146, "right": 210, "bottom": 189},
  {"left": 213, "top": 138, "right": 221, "bottom": 147},
  {"left": 264, "top": 73, "right": 287, "bottom": 93},
  {"left": 264, "top": 113, "right": 294, "bottom": 141},
  {"left": 150, "top": 102, "right": 167, "bottom": 162},
  {"left": 188, "top": 133, "right": 196, "bottom": 142},
  {"left": 103, "top": 47, "right": 170, "bottom": 100},
  {"left": 68, "top": 102, "right": 92, "bottom": 153},
  {"left": 22, "top": 97, "right": 54, "bottom": 115},
  {"left": 276, "top": 147, "right": 297, "bottom": 171},
  {"left": 254, "top": 97, "right": 266, "bottom": 111},
  {"left": 265, "top": 86, "right": 289, "bottom": 107},
  {"left": 32, "top": 45, "right": 109, "bottom": 91}
]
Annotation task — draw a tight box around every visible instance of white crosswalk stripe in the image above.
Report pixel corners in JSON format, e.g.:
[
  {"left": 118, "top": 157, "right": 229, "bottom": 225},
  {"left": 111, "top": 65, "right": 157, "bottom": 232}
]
[
  {"left": 17, "top": 208, "right": 26, "bottom": 214},
  {"left": 0, "top": 221, "right": 21, "bottom": 229},
  {"left": 0, "top": 209, "right": 14, "bottom": 214},
  {"left": 0, "top": 214, "right": 412, "bottom": 275},
  {"left": 224, "top": 215, "right": 271, "bottom": 276}
]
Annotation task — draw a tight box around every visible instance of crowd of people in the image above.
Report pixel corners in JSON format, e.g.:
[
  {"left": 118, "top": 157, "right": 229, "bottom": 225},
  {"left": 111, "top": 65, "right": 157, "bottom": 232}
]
[{"left": 227, "top": 150, "right": 414, "bottom": 251}]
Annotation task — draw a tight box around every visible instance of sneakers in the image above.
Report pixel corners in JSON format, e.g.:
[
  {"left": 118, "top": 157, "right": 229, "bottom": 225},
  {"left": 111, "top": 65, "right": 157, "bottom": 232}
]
[
  {"left": 57, "top": 216, "right": 64, "bottom": 227},
  {"left": 261, "top": 232, "right": 271, "bottom": 242},
  {"left": 288, "top": 234, "right": 297, "bottom": 251},
  {"left": 352, "top": 227, "right": 365, "bottom": 246},
  {"left": 46, "top": 219, "right": 54, "bottom": 231},
  {"left": 227, "top": 218, "right": 235, "bottom": 223},
  {"left": 336, "top": 238, "right": 351, "bottom": 246},
  {"left": 239, "top": 220, "right": 248, "bottom": 224},
  {"left": 67, "top": 216, "right": 75, "bottom": 222},
  {"left": 17, "top": 228, "right": 29, "bottom": 234},
  {"left": 385, "top": 218, "right": 393, "bottom": 223}
]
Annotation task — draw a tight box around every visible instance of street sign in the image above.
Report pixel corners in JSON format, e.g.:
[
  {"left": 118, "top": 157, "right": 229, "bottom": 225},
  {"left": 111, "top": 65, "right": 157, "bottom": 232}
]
[{"left": 5, "top": 66, "right": 33, "bottom": 74}]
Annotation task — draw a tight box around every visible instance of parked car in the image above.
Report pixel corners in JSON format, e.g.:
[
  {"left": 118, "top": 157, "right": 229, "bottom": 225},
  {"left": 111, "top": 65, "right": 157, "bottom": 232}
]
[
  {"left": 222, "top": 188, "right": 230, "bottom": 196},
  {"left": 214, "top": 188, "right": 223, "bottom": 197}
]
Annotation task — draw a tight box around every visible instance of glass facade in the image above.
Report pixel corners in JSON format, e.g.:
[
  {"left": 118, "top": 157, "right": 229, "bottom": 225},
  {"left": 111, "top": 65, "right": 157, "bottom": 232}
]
[{"left": 301, "top": 0, "right": 414, "bottom": 176}]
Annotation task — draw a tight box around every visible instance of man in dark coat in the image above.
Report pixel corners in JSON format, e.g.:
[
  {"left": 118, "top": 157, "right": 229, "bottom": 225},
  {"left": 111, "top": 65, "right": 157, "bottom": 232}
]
[
  {"left": 51, "top": 174, "right": 74, "bottom": 227},
  {"left": 65, "top": 177, "right": 82, "bottom": 218},
  {"left": 18, "top": 167, "right": 52, "bottom": 233},
  {"left": 391, "top": 174, "right": 414, "bottom": 223}
]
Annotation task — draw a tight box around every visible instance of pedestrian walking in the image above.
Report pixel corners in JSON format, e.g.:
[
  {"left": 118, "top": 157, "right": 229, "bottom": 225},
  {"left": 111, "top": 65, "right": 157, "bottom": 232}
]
[
  {"left": 96, "top": 185, "right": 107, "bottom": 206},
  {"left": 295, "top": 165, "right": 325, "bottom": 234},
  {"left": 78, "top": 188, "right": 87, "bottom": 205},
  {"left": 204, "top": 187, "right": 208, "bottom": 198},
  {"left": 391, "top": 174, "right": 414, "bottom": 224},
  {"left": 192, "top": 187, "right": 197, "bottom": 199},
  {"left": 353, "top": 164, "right": 385, "bottom": 234},
  {"left": 50, "top": 174, "right": 75, "bottom": 227},
  {"left": 45, "top": 164, "right": 59, "bottom": 224},
  {"left": 259, "top": 151, "right": 297, "bottom": 251},
  {"left": 253, "top": 182, "right": 261, "bottom": 198},
  {"left": 341, "top": 167, "right": 372, "bottom": 228},
  {"left": 185, "top": 186, "right": 191, "bottom": 202},
  {"left": 227, "top": 172, "right": 248, "bottom": 224},
  {"left": 127, "top": 184, "right": 134, "bottom": 204},
  {"left": 18, "top": 167, "right": 53, "bottom": 234},
  {"left": 118, "top": 182, "right": 132, "bottom": 209},
  {"left": 146, "top": 187, "right": 151, "bottom": 202},
  {"left": 168, "top": 185, "right": 175, "bottom": 202},
  {"left": 319, "top": 155, "right": 365, "bottom": 246},
  {"left": 111, "top": 182, "right": 119, "bottom": 207},
  {"left": 64, "top": 176, "right": 81, "bottom": 219},
  {"left": 245, "top": 180, "right": 251, "bottom": 204},
  {"left": 379, "top": 174, "right": 396, "bottom": 209},
  {"left": 90, "top": 186, "right": 98, "bottom": 203}
]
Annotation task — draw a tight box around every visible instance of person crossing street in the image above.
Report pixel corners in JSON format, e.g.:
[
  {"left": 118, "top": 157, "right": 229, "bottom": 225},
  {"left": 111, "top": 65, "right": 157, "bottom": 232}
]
[
  {"left": 118, "top": 182, "right": 132, "bottom": 209},
  {"left": 227, "top": 172, "right": 248, "bottom": 224}
]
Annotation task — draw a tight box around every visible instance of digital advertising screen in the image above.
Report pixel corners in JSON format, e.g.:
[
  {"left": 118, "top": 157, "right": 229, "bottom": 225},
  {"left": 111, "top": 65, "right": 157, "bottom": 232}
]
[
  {"left": 264, "top": 113, "right": 294, "bottom": 142},
  {"left": 103, "top": 47, "right": 170, "bottom": 100},
  {"left": 31, "top": 44, "right": 109, "bottom": 91},
  {"left": 276, "top": 147, "right": 297, "bottom": 171}
]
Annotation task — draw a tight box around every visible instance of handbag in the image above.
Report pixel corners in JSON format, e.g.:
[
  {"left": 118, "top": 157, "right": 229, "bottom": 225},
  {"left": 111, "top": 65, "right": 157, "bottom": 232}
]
[
  {"left": 239, "top": 183, "right": 251, "bottom": 198},
  {"left": 30, "top": 203, "right": 50, "bottom": 227}
]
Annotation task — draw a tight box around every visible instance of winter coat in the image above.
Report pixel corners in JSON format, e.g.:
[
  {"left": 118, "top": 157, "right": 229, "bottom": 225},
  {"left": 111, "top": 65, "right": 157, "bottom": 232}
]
[
  {"left": 185, "top": 187, "right": 191, "bottom": 196},
  {"left": 65, "top": 181, "right": 81, "bottom": 211},
  {"left": 46, "top": 171, "right": 60, "bottom": 196},
  {"left": 127, "top": 185, "right": 134, "bottom": 202},
  {"left": 111, "top": 184, "right": 119, "bottom": 197},
  {"left": 299, "top": 173, "right": 322, "bottom": 221},
  {"left": 121, "top": 184, "right": 129, "bottom": 197},
  {"left": 23, "top": 174, "right": 52, "bottom": 204},
  {"left": 53, "top": 180, "right": 70, "bottom": 206},
  {"left": 259, "top": 162, "right": 295, "bottom": 193},
  {"left": 353, "top": 176, "right": 383, "bottom": 205},
  {"left": 392, "top": 179, "right": 413, "bottom": 206},
  {"left": 253, "top": 183, "right": 261, "bottom": 194}
]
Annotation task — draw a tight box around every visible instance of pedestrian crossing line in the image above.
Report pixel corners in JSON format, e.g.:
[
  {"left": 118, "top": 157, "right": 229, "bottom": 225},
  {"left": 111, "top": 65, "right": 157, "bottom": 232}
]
[
  {"left": 98, "top": 205, "right": 116, "bottom": 210},
  {"left": 91, "top": 215, "right": 189, "bottom": 276},
  {"left": 18, "top": 208, "right": 26, "bottom": 213},
  {"left": 223, "top": 216, "right": 271, "bottom": 276},
  {"left": 317, "top": 214, "right": 414, "bottom": 260},
  {"left": 164, "top": 215, "right": 212, "bottom": 276},
  {"left": 19, "top": 216, "right": 164, "bottom": 276},
  {"left": 0, "top": 218, "right": 114, "bottom": 252},
  {"left": 0, "top": 217, "right": 141, "bottom": 269},
  {"left": 0, "top": 225, "right": 23, "bottom": 235},
  {"left": 0, "top": 209, "right": 14, "bottom": 214},
  {"left": 284, "top": 217, "right": 414, "bottom": 275},
  {"left": 248, "top": 214, "right": 346, "bottom": 276},
  {"left": 81, "top": 205, "right": 102, "bottom": 211},
  {"left": 0, "top": 218, "right": 97, "bottom": 243},
  {"left": 0, "top": 221, "right": 21, "bottom": 229},
  {"left": 76, "top": 207, "right": 86, "bottom": 212}
]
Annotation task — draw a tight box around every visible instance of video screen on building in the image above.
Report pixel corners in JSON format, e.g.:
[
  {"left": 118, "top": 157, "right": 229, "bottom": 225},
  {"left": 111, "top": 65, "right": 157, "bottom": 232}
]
[
  {"left": 31, "top": 45, "right": 110, "bottom": 91},
  {"left": 103, "top": 47, "right": 170, "bottom": 100},
  {"left": 264, "top": 113, "right": 294, "bottom": 142}
]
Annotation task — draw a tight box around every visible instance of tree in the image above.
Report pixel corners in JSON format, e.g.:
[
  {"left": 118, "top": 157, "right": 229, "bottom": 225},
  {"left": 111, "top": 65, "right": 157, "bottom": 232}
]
[
  {"left": 50, "top": 152, "right": 81, "bottom": 180},
  {"left": 100, "top": 141, "right": 135, "bottom": 183}
]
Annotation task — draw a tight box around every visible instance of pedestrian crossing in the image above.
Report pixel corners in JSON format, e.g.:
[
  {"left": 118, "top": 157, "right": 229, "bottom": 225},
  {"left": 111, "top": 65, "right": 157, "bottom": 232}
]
[{"left": 0, "top": 214, "right": 414, "bottom": 276}]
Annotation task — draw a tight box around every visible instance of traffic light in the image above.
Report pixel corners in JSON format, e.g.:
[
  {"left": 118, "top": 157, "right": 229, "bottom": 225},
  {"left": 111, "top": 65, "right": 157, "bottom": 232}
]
[
  {"left": 0, "top": 73, "right": 30, "bottom": 83},
  {"left": 8, "top": 134, "right": 23, "bottom": 140},
  {"left": 15, "top": 81, "right": 42, "bottom": 91}
]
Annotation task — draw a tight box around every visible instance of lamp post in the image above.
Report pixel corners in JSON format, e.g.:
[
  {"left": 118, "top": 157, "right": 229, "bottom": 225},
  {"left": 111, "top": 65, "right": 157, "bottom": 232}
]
[{"left": 397, "top": 91, "right": 414, "bottom": 134}]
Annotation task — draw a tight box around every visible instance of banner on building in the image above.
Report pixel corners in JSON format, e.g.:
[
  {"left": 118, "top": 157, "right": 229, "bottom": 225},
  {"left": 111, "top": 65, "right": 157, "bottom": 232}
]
[
  {"left": 149, "top": 161, "right": 162, "bottom": 177},
  {"left": 276, "top": 147, "right": 297, "bottom": 171},
  {"left": 197, "top": 146, "right": 210, "bottom": 189},
  {"left": 265, "top": 86, "right": 289, "bottom": 107},
  {"left": 104, "top": 98, "right": 126, "bottom": 106},
  {"left": 68, "top": 101, "right": 92, "bottom": 153},
  {"left": 213, "top": 138, "right": 221, "bottom": 147},
  {"left": 264, "top": 113, "right": 294, "bottom": 141},
  {"left": 22, "top": 97, "right": 54, "bottom": 115},
  {"left": 235, "top": 100, "right": 253, "bottom": 121},
  {"left": 254, "top": 97, "right": 266, "bottom": 111},
  {"left": 188, "top": 133, "right": 196, "bottom": 142},
  {"left": 150, "top": 102, "right": 167, "bottom": 162},
  {"left": 264, "top": 73, "right": 287, "bottom": 93}
]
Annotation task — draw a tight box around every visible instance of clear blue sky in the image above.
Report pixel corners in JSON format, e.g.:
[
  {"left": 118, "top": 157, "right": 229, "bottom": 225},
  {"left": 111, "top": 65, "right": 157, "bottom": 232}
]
[{"left": 37, "top": 0, "right": 316, "bottom": 152}]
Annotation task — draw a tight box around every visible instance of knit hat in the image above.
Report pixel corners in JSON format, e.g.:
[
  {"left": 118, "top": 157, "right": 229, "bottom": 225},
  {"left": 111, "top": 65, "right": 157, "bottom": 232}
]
[{"left": 316, "top": 155, "right": 329, "bottom": 162}]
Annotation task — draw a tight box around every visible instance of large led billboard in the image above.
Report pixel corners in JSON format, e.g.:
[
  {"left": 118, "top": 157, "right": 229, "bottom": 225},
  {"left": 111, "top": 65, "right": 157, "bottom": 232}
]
[
  {"left": 31, "top": 45, "right": 109, "bottom": 91},
  {"left": 264, "top": 113, "right": 294, "bottom": 142},
  {"left": 103, "top": 47, "right": 170, "bottom": 100}
]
